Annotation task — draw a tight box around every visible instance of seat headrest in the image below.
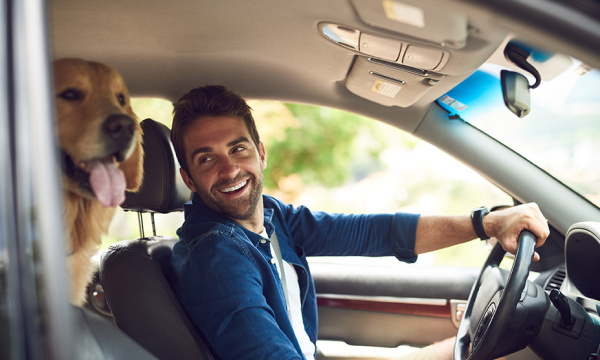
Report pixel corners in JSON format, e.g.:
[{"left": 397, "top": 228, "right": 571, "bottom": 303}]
[{"left": 121, "top": 119, "right": 191, "bottom": 213}]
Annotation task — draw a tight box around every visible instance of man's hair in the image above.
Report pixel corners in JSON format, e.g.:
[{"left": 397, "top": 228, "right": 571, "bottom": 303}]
[{"left": 171, "top": 85, "right": 260, "bottom": 174}]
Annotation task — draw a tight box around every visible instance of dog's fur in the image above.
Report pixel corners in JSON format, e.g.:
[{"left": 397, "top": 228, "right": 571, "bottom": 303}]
[{"left": 54, "top": 58, "right": 144, "bottom": 305}]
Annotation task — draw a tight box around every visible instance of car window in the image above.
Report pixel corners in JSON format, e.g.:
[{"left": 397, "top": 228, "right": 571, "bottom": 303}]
[
  {"left": 104, "top": 98, "right": 512, "bottom": 268},
  {"left": 253, "top": 101, "right": 511, "bottom": 268},
  {"left": 437, "top": 59, "right": 600, "bottom": 209}
]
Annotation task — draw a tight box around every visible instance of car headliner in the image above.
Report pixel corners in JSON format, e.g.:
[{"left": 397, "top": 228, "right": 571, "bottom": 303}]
[{"left": 49, "top": 0, "right": 600, "bottom": 132}]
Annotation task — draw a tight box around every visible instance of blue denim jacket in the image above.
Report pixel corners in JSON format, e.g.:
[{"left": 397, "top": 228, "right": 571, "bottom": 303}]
[{"left": 170, "top": 193, "right": 419, "bottom": 360}]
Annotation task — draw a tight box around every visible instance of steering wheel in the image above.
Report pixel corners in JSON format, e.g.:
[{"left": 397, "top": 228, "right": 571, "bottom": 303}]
[{"left": 454, "top": 230, "right": 537, "bottom": 360}]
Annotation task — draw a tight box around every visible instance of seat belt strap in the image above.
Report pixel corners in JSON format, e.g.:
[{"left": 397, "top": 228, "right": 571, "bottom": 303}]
[{"left": 271, "top": 231, "right": 291, "bottom": 317}]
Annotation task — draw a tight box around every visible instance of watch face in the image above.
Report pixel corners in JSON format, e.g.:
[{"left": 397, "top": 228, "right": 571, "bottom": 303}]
[{"left": 477, "top": 207, "right": 489, "bottom": 215}]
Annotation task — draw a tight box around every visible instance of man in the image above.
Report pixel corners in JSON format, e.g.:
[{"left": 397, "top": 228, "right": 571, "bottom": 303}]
[{"left": 169, "top": 85, "right": 550, "bottom": 360}]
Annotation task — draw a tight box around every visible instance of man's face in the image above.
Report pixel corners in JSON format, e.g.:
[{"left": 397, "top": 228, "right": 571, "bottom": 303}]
[{"left": 180, "top": 115, "right": 266, "bottom": 224}]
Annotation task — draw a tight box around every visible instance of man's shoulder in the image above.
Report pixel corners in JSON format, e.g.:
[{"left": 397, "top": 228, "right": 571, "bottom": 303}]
[
  {"left": 262, "top": 193, "right": 284, "bottom": 208},
  {"left": 263, "top": 194, "right": 300, "bottom": 216},
  {"left": 172, "top": 221, "right": 253, "bottom": 269},
  {"left": 177, "top": 218, "right": 235, "bottom": 247}
]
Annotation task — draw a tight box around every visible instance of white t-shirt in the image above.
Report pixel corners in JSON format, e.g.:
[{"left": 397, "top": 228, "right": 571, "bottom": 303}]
[{"left": 260, "top": 229, "right": 315, "bottom": 360}]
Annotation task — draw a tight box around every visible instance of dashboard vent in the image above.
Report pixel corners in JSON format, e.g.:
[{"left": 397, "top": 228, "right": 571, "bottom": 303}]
[{"left": 544, "top": 267, "right": 566, "bottom": 292}]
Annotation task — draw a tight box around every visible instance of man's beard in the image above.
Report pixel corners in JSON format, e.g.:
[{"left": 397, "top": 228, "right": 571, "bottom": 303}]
[{"left": 197, "top": 171, "right": 263, "bottom": 221}]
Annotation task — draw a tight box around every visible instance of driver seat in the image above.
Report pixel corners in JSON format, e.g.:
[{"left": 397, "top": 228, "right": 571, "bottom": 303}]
[{"left": 99, "top": 118, "right": 216, "bottom": 360}]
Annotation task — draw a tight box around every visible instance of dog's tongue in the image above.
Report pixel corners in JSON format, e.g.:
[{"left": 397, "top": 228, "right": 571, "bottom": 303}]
[{"left": 88, "top": 159, "right": 126, "bottom": 207}]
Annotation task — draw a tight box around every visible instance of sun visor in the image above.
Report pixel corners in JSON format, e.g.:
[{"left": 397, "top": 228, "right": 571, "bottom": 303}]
[
  {"left": 346, "top": 56, "right": 444, "bottom": 107},
  {"left": 351, "top": 0, "right": 469, "bottom": 49}
]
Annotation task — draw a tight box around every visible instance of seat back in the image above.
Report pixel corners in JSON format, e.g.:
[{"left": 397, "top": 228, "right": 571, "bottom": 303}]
[{"left": 99, "top": 119, "right": 215, "bottom": 360}]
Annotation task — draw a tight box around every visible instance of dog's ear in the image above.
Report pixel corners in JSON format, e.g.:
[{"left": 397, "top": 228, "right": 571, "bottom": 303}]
[{"left": 121, "top": 112, "right": 144, "bottom": 192}]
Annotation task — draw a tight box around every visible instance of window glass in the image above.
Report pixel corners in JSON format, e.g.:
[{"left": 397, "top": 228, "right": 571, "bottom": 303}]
[
  {"left": 251, "top": 101, "right": 509, "bottom": 268},
  {"left": 437, "top": 60, "right": 600, "bottom": 209},
  {"left": 105, "top": 98, "right": 511, "bottom": 268}
]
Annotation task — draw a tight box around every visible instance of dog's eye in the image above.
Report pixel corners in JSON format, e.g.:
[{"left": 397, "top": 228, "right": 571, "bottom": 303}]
[
  {"left": 117, "top": 93, "right": 126, "bottom": 106},
  {"left": 57, "top": 88, "right": 82, "bottom": 101}
]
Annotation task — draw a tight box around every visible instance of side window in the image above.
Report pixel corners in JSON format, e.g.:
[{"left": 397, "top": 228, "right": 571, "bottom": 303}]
[
  {"left": 105, "top": 99, "right": 511, "bottom": 269},
  {"left": 252, "top": 101, "right": 511, "bottom": 268}
]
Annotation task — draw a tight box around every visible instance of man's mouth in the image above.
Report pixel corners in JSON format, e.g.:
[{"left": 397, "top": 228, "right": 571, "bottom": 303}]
[{"left": 219, "top": 180, "right": 248, "bottom": 194}]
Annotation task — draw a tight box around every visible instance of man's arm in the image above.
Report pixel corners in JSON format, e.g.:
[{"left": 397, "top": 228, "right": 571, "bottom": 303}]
[{"left": 414, "top": 203, "right": 550, "bottom": 261}]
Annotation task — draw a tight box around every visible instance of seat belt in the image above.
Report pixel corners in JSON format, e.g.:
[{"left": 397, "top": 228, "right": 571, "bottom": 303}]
[{"left": 271, "top": 231, "right": 291, "bottom": 318}]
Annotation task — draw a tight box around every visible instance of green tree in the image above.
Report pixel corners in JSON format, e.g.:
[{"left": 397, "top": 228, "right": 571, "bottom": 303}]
[{"left": 262, "top": 103, "right": 388, "bottom": 190}]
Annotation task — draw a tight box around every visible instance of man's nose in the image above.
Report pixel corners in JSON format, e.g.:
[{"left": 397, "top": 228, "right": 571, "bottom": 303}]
[{"left": 218, "top": 156, "right": 239, "bottom": 178}]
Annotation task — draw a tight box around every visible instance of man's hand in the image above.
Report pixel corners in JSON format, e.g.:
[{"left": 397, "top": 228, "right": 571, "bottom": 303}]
[{"left": 483, "top": 203, "right": 550, "bottom": 261}]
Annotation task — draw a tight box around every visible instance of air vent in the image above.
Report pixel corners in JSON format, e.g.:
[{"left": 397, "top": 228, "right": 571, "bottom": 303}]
[{"left": 544, "top": 267, "right": 566, "bottom": 292}]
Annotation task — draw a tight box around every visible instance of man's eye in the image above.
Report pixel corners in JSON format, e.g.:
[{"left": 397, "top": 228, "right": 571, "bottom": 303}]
[
  {"left": 232, "top": 146, "right": 245, "bottom": 153},
  {"left": 200, "top": 156, "right": 213, "bottom": 163}
]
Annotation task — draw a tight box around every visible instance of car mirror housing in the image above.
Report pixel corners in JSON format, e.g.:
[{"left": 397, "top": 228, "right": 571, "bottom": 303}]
[{"left": 501, "top": 70, "right": 531, "bottom": 118}]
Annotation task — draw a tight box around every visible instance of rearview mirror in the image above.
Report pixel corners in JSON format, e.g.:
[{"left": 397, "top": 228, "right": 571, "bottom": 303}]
[{"left": 501, "top": 70, "right": 530, "bottom": 118}]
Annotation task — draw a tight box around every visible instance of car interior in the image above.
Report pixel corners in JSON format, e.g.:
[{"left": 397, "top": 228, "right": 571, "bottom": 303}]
[
  {"left": 1, "top": 0, "right": 599, "bottom": 359},
  {"left": 56, "top": 0, "right": 600, "bottom": 359}
]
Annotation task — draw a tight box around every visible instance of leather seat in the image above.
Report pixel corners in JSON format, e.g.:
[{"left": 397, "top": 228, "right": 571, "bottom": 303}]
[{"left": 99, "top": 119, "right": 215, "bottom": 360}]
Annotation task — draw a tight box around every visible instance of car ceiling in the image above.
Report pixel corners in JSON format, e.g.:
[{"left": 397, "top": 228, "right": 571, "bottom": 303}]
[
  {"left": 50, "top": 0, "right": 600, "bottom": 132},
  {"left": 49, "top": 0, "right": 509, "bottom": 131},
  {"left": 49, "top": 0, "right": 600, "bottom": 133}
]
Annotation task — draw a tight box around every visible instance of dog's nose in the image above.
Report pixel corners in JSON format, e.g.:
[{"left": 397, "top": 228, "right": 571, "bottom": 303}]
[{"left": 103, "top": 114, "right": 135, "bottom": 143}]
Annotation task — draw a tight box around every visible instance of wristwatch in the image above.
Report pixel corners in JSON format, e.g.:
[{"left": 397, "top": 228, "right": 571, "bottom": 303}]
[{"left": 471, "top": 206, "right": 490, "bottom": 240}]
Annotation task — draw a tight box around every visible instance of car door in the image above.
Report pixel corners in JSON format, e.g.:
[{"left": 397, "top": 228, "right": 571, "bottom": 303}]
[
  {"left": 313, "top": 260, "right": 477, "bottom": 346},
  {"left": 312, "top": 257, "right": 478, "bottom": 358}
]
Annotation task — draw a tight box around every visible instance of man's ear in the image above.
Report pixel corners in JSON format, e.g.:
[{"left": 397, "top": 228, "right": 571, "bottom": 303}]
[
  {"left": 180, "top": 168, "right": 197, "bottom": 192},
  {"left": 259, "top": 142, "right": 267, "bottom": 170}
]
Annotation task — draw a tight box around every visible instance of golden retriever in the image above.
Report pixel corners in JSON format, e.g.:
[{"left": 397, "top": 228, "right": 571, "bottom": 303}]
[{"left": 54, "top": 58, "right": 144, "bottom": 306}]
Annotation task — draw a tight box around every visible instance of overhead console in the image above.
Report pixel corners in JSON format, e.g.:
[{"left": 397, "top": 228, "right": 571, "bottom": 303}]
[
  {"left": 320, "top": 23, "right": 449, "bottom": 71},
  {"left": 319, "top": 0, "right": 506, "bottom": 107},
  {"left": 320, "top": 22, "right": 448, "bottom": 107},
  {"left": 345, "top": 56, "right": 444, "bottom": 107}
]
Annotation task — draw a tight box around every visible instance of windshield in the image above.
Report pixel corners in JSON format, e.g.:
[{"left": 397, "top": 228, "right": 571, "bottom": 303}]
[{"left": 437, "top": 57, "right": 600, "bottom": 208}]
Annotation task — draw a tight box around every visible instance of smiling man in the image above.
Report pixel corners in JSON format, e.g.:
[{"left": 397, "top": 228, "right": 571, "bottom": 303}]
[
  {"left": 179, "top": 114, "right": 266, "bottom": 231},
  {"left": 169, "top": 85, "right": 549, "bottom": 360}
]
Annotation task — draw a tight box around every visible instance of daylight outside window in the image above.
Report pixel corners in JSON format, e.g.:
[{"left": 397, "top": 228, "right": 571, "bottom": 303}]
[{"left": 438, "top": 61, "right": 600, "bottom": 210}]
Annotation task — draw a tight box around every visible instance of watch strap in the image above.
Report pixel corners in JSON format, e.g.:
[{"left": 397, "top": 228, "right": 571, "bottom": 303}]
[{"left": 471, "top": 206, "right": 490, "bottom": 240}]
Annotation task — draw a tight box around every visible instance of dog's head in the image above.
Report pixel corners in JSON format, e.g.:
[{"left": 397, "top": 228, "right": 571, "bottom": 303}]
[{"left": 54, "top": 58, "right": 144, "bottom": 207}]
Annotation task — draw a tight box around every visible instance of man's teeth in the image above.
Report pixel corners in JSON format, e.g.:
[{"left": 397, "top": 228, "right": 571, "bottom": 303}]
[{"left": 221, "top": 180, "right": 247, "bottom": 193}]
